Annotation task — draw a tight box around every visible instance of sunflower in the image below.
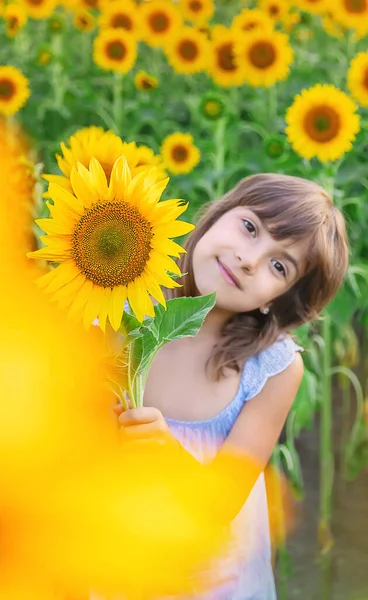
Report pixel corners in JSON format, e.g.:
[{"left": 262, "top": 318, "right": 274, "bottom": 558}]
[
  {"left": 0, "top": 66, "right": 30, "bottom": 116},
  {"left": 44, "top": 126, "right": 166, "bottom": 194},
  {"left": 98, "top": 0, "right": 142, "bottom": 37},
  {"left": 321, "top": 12, "right": 344, "bottom": 38},
  {"left": 258, "top": 0, "right": 289, "bottom": 22},
  {"left": 27, "top": 158, "right": 194, "bottom": 329},
  {"left": 161, "top": 132, "right": 200, "bottom": 175},
  {"left": 73, "top": 9, "right": 95, "bottom": 32},
  {"left": 199, "top": 92, "right": 226, "bottom": 120},
  {"left": 140, "top": 0, "right": 183, "bottom": 48},
  {"left": 165, "top": 26, "right": 209, "bottom": 74},
  {"left": 285, "top": 84, "right": 360, "bottom": 162},
  {"left": 134, "top": 70, "right": 159, "bottom": 90},
  {"left": 332, "top": 0, "right": 368, "bottom": 30},
  {"left": 178, "top": 0, "right": 214, "bottom": 24},
  {"left": 4, "top": 3, "right": 27, "bottom": 38},
  {"left": 231, "top": 8, "right": 274, "bottom": 35},
  {"left": 19, "top": 0, "right": 57, "bottom": 19},
  {"left": 38, "top": 48, "right": 53, "bottom": 65},
  {"left": 294, "top": 0, "right": 330, "bottom": 14},
  {"left": 347, "top": 51, "right": 368, "bottom": 108},
  {"left": 93, "top": 28, "right": 137, "bottom": 73},
  {"left": 234, "top": 29, "right": 293, "bottom": 87},
  {"left": 208, "top": 25, "right": 245, "bottom": 88}
]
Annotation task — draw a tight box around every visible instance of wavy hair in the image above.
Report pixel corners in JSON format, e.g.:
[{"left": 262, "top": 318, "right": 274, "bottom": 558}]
[{"left": 167, "top": 173, "right": 349, "bottom": 379}]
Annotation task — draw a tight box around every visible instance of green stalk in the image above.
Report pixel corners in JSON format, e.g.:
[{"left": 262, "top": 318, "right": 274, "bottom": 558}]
[
  {"left": 268, "top": 84, "right": 278, "bottom": 132},
  {"left": 50, "top": 33, "right": 67, "bottom": 111},
  {"left": 214, "top": 117, "right": 226, "bottom": 198},
  {"left": 319, "top": 312, "right": 334, "bottom": 600},
  {"left": 271, "top": 448, "right": 288, "bottom": 600},
  {"left": 112, "top": 71, "right": 124, "bottom": 135}
]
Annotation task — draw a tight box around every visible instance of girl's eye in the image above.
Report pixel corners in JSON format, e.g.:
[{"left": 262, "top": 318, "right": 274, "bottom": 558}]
[
  {"left": 242, "top": 219, "right": 257, "bottom": 237},
  {"left": 271, "top": 259, "right": 286, "bottom": 278}
]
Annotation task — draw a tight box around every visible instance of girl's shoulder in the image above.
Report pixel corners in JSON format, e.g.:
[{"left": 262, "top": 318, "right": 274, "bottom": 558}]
[{"left": 239, "top": 335, "right": 303, "bottom": 401}]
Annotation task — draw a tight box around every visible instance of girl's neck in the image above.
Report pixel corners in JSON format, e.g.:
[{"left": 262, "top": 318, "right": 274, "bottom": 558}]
[{"left": 196, "top": 307, "right": 234, "bottom": 341}]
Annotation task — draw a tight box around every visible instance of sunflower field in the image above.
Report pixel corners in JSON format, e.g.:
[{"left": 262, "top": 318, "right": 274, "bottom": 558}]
[{"left": 1, "top": 0, "right": 368, "bottom": 598}]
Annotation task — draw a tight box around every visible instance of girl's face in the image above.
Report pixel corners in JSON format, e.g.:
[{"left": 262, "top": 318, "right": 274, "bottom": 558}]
[{"left": 192, "top": 207, "right": 309, "bottom": 315}]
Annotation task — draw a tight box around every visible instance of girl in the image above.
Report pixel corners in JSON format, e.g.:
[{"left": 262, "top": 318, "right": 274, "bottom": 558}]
[{"left": 115, "top": 173, "right": 349, "bottom": 599}]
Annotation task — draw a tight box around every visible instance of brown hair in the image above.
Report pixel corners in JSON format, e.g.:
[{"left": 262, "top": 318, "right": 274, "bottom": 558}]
[{"left": 167, "top": 173, "right": 349, "bottom": 379}]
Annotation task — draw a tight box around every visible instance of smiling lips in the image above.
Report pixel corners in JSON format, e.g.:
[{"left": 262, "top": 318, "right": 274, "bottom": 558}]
[{"left": 217, "top": 259, "right": 241, "bottom": 289}]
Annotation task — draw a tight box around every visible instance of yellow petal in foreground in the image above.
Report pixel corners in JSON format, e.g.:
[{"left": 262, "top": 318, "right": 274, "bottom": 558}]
[{"left": 29, "top": 158, "right": 194, "bottom": 329}]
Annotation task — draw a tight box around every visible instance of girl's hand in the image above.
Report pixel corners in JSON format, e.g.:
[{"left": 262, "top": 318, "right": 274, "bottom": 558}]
[{"left": 113, "top": 404, "right": 172, "bottom": 445}]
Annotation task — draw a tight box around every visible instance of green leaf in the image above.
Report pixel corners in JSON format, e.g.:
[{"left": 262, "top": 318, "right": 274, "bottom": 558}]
[
  {"left": 292, "top": 368, "right": 319, "bottom": 436},
  {"left": 149, "top": 293, "right": 216, "bottom": 343}
]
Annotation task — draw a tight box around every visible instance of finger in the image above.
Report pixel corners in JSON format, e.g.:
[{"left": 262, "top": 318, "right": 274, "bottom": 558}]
[
  {"left": 118, "top": 407, "right": 163, "bottom": 427},
  {"left": 113, "top": 403, "right": 124, "bottom": 415},
  {"left": 119, "top": 421, "right": 167, "bottom": 440}
]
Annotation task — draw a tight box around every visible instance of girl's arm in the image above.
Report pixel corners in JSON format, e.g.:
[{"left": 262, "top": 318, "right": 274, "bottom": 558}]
[{"left": 117, "top": 353, "right": 304, "bottom": 525}]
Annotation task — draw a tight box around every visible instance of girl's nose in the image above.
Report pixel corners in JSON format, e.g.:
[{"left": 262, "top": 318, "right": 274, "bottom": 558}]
[{"left": 235, "top": 250, "right": 258, "bottom": 274}]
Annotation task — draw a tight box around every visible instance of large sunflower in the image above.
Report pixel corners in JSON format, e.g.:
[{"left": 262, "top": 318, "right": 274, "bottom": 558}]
[
  {"left": 19, "top": 0, "right": 56, "bottom": 19},
  {"left": 28, "top": 158, "right": 194, "bottom": 329},
  {"left": 178, "top": 0, "right": 214, "bottom": 24},
  {"left": 234, "top": 29, "right": 294, "bottom": 88},
  {"left": 98, "top": 0, "right": 142, "bottom": 37},
  {"left": 161, "top": 132, "right": 200, "bottom": 175},
  {"left": 231, "top": 8, "right": 274, "bottom": 35},
  {"left": 73, "top": 9, "right": 95, "bottom": 32},
  {"left": 331, "top": 0, "right": 368, "bottom": 30},
  {"left": 4, "top": 3, "right": 27, "bottom": 37},
  {"left": 140, "top": 0, "right": 183, "bottom": 48},
  {"left": 165, "top": 26, "right": 209, "bottom": 74},
  {"left": 347, "top": 51, "right": 368, "bottom": 108},
  {"left": 44, "top": 126, "right": 166, "bottom": 194},
  {"left": 285, "top": 84, "right": 360, "bottom": 162},
  {"left": 93, "top": 28, "right": 137, "bottom": 73},
  {"left": 208, "top": 25, "right": 245, "bottom": 88},
  {"left": 0, "top": 66, "right": 30, "bottom": 116},
  {"left": 258, "top": 0, "right": 289, "bottom": 22}
]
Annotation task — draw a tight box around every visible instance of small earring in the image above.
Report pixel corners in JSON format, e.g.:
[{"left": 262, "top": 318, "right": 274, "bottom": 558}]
[{"left": 260, "top": 306, "right": 270, "bottom": 315}]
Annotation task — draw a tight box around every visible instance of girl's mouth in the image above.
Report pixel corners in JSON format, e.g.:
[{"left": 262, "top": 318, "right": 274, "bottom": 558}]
[{"left": 217, "top": 259, "right": 241, "bottom": 289}]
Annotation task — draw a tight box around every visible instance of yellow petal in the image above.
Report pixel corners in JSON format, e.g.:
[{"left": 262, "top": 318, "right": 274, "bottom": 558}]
[
  {"left": 97, "top": 287, "right": 112, "bottom": 333},
  {"left": 108, "top": 285, "right": 128, "bottom": 331},
  {"left": 46, "top": 200, "right": 78, "bottom": 229},
  {"left": 42, "top": 174, "right": 73, "bottom": 193},
  {"left": 70, "top": 165, "right": 99, "bottom": 207},
  {"left": 151, "top": 236, "right": 186, "bottom": 258},
  {"left": 145, "top": 265, "right": 181, "bottom": 289},
  {"left": 35, "top": 218, "right": 73, "bottom": 236},
  {"left": 149, "top": 252, "right": 182, "bottom": 276},
  {"left": 154, "top": 219, "right": 195, "bottom": 238},
  {"left": 83, "top": 285, "right": 106, "bottom": 330},
  {"left": 44, "top": 260, "right": 80, "bottom": 294},
  {"left": 68, "top": 279, "right": 94, "bottom": 321},
  {"left": 126, "top": 279, "right": 146, "bottom": 323},
  {"left": 49, "top": 182, "right": 84, "bottom": 216},
  {"left": 141, "top": 273, "right": 166, "bottom": 308},
  {"left": 53, "top": 273, "right": 86, "bottom": 308},
  {"left": 108, "top": 156, "right": 132, "bottom": 200},
  {"left": 89, "top": 157, "right": 108, "bottom": 198}
]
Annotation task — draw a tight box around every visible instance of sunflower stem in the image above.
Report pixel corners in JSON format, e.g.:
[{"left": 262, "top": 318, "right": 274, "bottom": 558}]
[
  {"left": 268, "top": 84, "right": 278, "bottom": 132},
  {"left": 112, "top": 71, "right": 124, "bottom": 135},
  {"left": 214, "top": 117, "right": 227, "bottom": 198}
]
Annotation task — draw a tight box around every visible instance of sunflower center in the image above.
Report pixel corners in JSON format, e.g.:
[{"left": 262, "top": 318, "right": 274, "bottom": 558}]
[
  {"left": 249, "top": 41, "right": 276, "bottom": 69},
  {"left": 149, "top": 11, "right": 170, "bottom": 33},
  {"left": 269, "top": 4, "right": 280, "bottom": 16},
  {"left": 243, "top": 21, "right": 257, "bottom": 31},
  {"left": 0, "top": 79, "right": 15, "bottom": 100},
  {"left": 178, "top": 39, "right": 199, "bottom": 60},
  {"left": 189, "top": 0, "right": 202, "bottom": 12},
  {"left": 111, "top": 13, "right": 133, "bottom": 30},
  {"left": 106, "top": 40, "right": 126, "bottom": 60},
  {"left": 172, "top": 145, "right": 189, "bottom": 162},
  {"left": 204, "top": 100, "right": 221, "bottom": 117},
  {"left": 8, "top": 16, "right": 20, "bottom": 31},
  {"left": 304, "top": 106, "right": 340, "bottom": 143},
  {"left": 363, "top": 67, "right": 368, "bottom": 90},
  {"left": 217, "top": 42, "right": 237, "bottom": 71},
  {"left": 78, "top": 16, "right": 89, "bottom": 27},
  {"left": 72, "top": 201, "right": 153, "bottom": 288},
  {"left": 344, "top": 0, "right": 367, "bottom": 12},
  {"left": 141, "top": 77, "right": 154, "bottom": 90},
  {"left": 85, "top": 0, "right": 98, "bottom": 8},
  {"left": 28, "top": 0, "right": 43, "bottom": 5}
]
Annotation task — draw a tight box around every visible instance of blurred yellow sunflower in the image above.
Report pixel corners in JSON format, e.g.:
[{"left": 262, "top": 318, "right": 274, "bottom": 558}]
[
  {"left": 208, "top": 25, "right": 245, "bottom": 88},
  {"left": 282, "top": 11, "right": 301, "bottom": 32},
  {"left": 28, "top": 157, "right": 194, "bottom": 328},
  {"left": 73, "top": 9, "right": 95, "bottom": 32},
  {"left": 38, "top": 48, "right": 53, "bottom": 65},
  {"left": 332, "top": 0, "right": 368, "bottom": 30},
  {"left": 161, "top": 132, "right": 200, "bottom": 175},
  {"left": 19, "top": 0, "right": 56, "bottom": 19},
  {"left": 0, "top": 66, "right": 30, "bottom": 116},
  {"left": 165, "top": 26, "right": 209, "bottom": 74},
  {"left": 140, "top": 0, "right": 183, "bottom": 48},
  {"left": 4, "top": 3, "right": 27, "bottom": 37},
  {"left": 259, "top": 0, "right": 289, "bottom": 22},
  {"left": 234, "top": 29, "right": 294, "bottom": 87},
  {"left": 134, "top": 70, "right": 158, "bottom": 90},
  {"left": 294, "top": 0, "right": 330, "bottom": 14},
  {"left": 44, "top": 126, "right": 166, "bottom": 194},
  {"left": 347, "top": 51, "right": 368, "bottom": 108},
  {"left": 93, "top": 28, "right": 137, "bottom": 73},
  {"left": 285, "top": 84, "right": 360, "bottom": 162},
  {"left": 231, "top": 8, "right": 274, "bottom": 35},
  {"left": 98, "top": 0, "right": 142, "bottom": 37},
  {"left": 178, "top": 0, "right": 214, "bottom": 24},
  {"left": 321, "top": 11, "right": 344, "bottom": 38}
]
